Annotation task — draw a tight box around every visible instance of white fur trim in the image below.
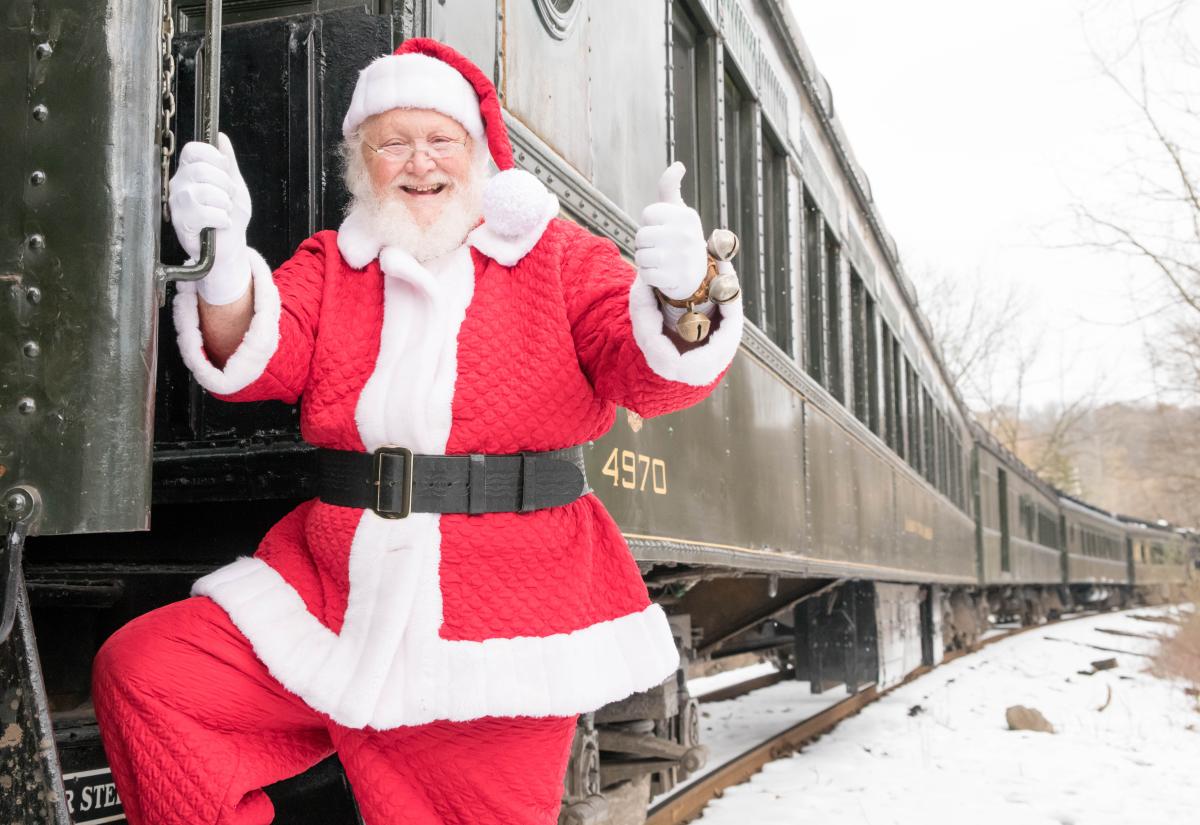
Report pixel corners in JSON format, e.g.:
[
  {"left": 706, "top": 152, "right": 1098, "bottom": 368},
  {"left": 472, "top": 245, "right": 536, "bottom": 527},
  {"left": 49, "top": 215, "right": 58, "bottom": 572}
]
[
  {"left": 342, "top": 53, "right": 485, "bottom": 140},
  {"left": 629, "top": 274, "right": 744, "bottom": 385},
  {"left": 335, "top": 208, "right": 380, "bottom": 270},
  {"left": 661, "top": 299, "right": 715, "bottom": 325},
  {"left": 354, "top": 244, "right": 475, "bottom": 453},
  {"left": 172, "top": 248, "right": 282, "bottom": 396},
  {"left": 467, "top": 183, "right": 559, "bottom": 266},
  {"left": 194, "top": 538, "right": 680, "bottom": 729}
]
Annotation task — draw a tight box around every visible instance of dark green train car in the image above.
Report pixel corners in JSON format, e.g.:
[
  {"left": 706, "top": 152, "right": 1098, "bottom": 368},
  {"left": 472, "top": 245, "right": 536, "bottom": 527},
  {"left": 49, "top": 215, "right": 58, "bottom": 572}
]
[
  {"left": 1124, "top": 517, "right": 1190, "bottom": 599},
  {"left": 1060, "top": 495, "right": 1129, "bottom": 588}
]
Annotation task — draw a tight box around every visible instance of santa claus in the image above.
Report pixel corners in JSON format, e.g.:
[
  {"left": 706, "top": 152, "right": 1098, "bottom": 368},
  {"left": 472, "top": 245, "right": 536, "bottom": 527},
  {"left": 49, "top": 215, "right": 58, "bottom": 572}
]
[{"left": 93, "top": 38, "right": 743, "bottom": 825}]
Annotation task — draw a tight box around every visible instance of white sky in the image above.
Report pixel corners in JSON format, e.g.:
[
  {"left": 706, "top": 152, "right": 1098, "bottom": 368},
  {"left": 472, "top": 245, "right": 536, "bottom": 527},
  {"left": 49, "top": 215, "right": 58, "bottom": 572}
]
[{"left": 787, "top": 0, "right": 1200, "bottom": 407}]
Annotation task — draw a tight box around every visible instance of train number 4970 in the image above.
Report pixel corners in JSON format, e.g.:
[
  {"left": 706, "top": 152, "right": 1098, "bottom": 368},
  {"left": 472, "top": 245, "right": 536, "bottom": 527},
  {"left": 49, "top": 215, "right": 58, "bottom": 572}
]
[{"left": 601, "top": 448, "right": 667, "bottom": 494}]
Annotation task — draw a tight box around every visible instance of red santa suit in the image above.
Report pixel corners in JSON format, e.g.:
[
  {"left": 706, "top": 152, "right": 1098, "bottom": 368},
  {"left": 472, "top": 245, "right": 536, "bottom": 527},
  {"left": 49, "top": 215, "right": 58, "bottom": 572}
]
[{"left": 92, "top": 38, "right": 743, "bottom": 825}]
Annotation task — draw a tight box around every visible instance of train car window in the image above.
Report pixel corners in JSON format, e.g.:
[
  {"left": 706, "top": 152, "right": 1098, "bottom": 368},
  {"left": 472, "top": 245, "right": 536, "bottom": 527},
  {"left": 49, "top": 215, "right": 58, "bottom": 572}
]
[
  {"left": 825, "top": 228, "right": 844, "bottom": 401},
  {"left": 671, "top": 0, "right": 719, "bottom": 231},
  {"left": 1038, "top": 508, "right": 1058, "bottom": 549},
  {"left": 944, "top": 415, "right": 952, "bottom": 495},
  {"left": 998, "top": 468, "right": 1011, "bottom": 572},
  {"left": 891, "top": 333, "right": 906, "bottom": 459},
  {"left": 866, "top": 292, "right": 880, "bottom": 435},
  {"left": 947, "top": 431, "right": 958, "bottom": 505},
  {"left": 921, "top": 389, "right": 935, "bottom": 483},
  {"left": 881, "top": 327, "right": 897, "bottom": 449},
  {"left": 850, "top": 272, "right": 868, "bottom": 424},
  {"left": 177, "top": 0, "right": 372, "bottom": 29},
  {"left": 723, "top": 71, "right": 760, "bottom": 327},
  {"left": 945, "top": 419, "right": 954, "bottom": 499},
  {"left": 959, "top": 438, "right": 968, "bottom": 508},
  {"left": 929, "top": 406, "right": 941, "bottom": 489},
  {"left": 953, "top": 433, "right": 965, "bottom": 508},
  {"left": 905, "top": 360, "right": 920, "bottom": 472},
  {"left": 803, "top": 193, "right": 824, "bottom": 383},
  {"left": 760, "top": 124, "right": 792, "bottom": 354},
  {"left": 936, "top": 411, "right": 948, "bottom": 495},
  {"left": 1018, "top": 495, "right": 1032, "bottom": 541},
  {"left": 849, "top": 272, "right": 881, "bottom": 434},
  {"left": 945, "top": 427, "right": 956, "bottom": 502}
]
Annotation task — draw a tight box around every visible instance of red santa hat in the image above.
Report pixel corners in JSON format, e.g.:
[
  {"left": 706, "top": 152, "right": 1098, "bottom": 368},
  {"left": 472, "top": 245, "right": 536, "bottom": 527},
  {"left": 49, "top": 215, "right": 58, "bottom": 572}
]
[{"left": 342, "top": 38, "right": 554, "bottom": 243}]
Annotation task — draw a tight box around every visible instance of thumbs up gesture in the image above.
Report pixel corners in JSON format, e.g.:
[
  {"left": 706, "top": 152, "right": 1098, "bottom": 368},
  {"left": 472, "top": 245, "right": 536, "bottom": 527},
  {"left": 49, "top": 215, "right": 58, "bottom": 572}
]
[{"left": 634, "top": 162, "right": 709, "bottom": 301}]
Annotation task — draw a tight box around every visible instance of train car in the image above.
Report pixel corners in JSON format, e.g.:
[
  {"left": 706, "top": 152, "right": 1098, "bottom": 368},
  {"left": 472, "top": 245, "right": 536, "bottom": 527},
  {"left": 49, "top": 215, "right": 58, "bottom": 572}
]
[
  {"left": 970, "top": 425, "right": 1065, "bottom": 622},
  {"left": 1058, "top": 493, "right": 1129, "bottom": 607},
  {"left": 1123, "top": 516, "right": 1190, "bottom": 601},
  {"left": 1, "top": 2, "right": 1191, "bottom": 824}
]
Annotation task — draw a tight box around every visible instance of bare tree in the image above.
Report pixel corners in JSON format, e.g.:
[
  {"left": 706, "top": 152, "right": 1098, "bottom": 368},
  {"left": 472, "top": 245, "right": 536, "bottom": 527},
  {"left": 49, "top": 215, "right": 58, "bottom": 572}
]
[
  {"left": 1077, "top": 0, "right": 1200, "bottom": 400},
  {"left": 916, "top": 268, "right": 1097, "bottom": 487},
  {"left": 1065, "top": 0, "right": 1200, "bottom": 512}
]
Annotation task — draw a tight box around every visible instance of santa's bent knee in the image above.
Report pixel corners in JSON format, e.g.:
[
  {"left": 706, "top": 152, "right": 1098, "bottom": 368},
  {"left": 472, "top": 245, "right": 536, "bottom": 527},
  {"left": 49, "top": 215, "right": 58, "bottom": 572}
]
[
  {"left": 92, "top": 615, "right": 160, "bottom": 716},
  {"left": 92, "top": 597, "right": 218, "bottom": 715}
]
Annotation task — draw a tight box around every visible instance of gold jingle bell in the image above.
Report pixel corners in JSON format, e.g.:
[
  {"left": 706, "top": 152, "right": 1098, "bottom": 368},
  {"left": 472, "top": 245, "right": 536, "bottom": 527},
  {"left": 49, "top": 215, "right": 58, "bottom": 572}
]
[
  {"left": 654, "top": 228, "right": 741, "bottom": 343},
  {"left": 676, "top": 303, "right": 712, "bottom": 342},
  {"left": 707, "top": 228, "right": 740, "bottom": 261}
]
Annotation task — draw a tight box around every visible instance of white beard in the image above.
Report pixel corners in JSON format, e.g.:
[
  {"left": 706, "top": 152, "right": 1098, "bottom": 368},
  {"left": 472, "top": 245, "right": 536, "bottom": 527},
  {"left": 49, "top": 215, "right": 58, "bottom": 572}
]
[{"left": 344, "top": 148, "right": 490, "bottom": 263}]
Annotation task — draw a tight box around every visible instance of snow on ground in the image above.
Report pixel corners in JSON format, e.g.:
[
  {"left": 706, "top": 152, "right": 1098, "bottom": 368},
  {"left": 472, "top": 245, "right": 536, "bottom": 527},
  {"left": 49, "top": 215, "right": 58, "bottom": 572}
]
[
  {"left": 660, "top": 676, "right": 845, "bottom": 800},
  {"left": 688, "top": 661, "right": 780, "bottom": 697},
  {"left": 690, "top": 606, "right": 1198, "bottom": 825}
]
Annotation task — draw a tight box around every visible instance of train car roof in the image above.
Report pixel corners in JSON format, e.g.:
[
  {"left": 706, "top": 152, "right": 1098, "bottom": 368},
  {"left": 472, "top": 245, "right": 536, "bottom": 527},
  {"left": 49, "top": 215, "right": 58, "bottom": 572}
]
[
  {"left": 967, "top": 420, "right": 1060, "bottom": 503},
  {"left": 1115, "top": 512, "right": 1179, "bottom": 535},
  {"left": 1055, "top": 490, "right": 1125, "bottom": 528}
]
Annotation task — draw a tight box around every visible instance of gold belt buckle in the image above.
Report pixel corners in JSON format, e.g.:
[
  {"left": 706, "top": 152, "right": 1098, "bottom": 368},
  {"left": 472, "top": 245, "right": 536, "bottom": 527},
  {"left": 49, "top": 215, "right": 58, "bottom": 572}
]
[{"left": 373, "top": 446, "right": 413, "bottom": 519}]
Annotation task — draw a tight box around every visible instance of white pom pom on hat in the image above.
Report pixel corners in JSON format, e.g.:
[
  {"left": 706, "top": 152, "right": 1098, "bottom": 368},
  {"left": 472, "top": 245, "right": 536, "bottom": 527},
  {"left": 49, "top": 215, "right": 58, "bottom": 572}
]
[
  {"left": 343, "top": 38, "right": 553, "bottom": 242},
  {"left": 481, "top": 168, "right": 554, "bottom": 240}
]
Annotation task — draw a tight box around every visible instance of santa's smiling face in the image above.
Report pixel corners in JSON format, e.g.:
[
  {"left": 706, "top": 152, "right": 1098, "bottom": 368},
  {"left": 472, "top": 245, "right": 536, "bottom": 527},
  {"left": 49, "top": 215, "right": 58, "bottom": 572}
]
[
  {"left": 359, "top": 108, "right": 476, "bottom": 227},
  {"left": 343, "top": 107, "right": 492, "bottom": 262}
]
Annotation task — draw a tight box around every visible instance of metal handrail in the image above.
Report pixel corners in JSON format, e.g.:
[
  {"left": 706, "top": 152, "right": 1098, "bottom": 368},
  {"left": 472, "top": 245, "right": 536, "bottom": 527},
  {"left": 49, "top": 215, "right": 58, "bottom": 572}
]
[{"left": 156, "top": 0, "right": 222, "bottom": 288}]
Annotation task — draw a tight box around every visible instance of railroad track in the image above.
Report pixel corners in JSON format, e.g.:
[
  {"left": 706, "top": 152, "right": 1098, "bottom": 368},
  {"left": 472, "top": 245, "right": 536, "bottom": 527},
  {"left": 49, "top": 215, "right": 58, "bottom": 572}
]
[{"left": 647, "top": 611, "right": 1117, "bottom": 825}]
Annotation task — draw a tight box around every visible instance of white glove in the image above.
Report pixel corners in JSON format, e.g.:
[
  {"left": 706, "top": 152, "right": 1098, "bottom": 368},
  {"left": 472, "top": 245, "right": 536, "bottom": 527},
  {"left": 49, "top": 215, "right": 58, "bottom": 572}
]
[
  {"left": 168, "top": 132, "right": 252, "bottom": 305},
  {"left": 635, "top": 162, "right": 709, "bottom": 302}
]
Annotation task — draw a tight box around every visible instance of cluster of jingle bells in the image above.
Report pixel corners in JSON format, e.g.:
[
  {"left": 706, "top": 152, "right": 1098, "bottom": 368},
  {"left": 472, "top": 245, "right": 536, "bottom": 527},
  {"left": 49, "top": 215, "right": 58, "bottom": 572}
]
[{"left": 653, "top": 229, "right": 742, "bottom": 343}]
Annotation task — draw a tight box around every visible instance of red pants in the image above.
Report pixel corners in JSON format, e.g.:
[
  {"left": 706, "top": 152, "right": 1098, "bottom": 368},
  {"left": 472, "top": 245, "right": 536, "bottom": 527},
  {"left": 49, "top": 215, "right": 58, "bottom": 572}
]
[{"left": 92, "top": 597, "right": 577, "bottom": 825}]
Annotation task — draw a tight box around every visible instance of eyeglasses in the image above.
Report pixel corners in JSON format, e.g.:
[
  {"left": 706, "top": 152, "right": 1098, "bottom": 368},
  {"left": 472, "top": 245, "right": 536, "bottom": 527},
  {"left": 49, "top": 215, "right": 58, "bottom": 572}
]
[{"left": 363, "top": 136, "right": 468, "bottom": 163}]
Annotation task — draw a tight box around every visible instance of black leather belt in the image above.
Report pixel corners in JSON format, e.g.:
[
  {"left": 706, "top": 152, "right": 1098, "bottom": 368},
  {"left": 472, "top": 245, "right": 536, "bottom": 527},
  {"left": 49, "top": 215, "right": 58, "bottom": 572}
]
[{"left": 317, "top": 445, "right": 591, "bottom": 518}]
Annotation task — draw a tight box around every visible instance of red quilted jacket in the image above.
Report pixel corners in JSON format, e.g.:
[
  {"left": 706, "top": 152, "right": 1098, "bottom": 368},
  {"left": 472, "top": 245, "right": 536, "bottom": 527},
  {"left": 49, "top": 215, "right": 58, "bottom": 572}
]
[{"left": 172, "top": 198, "right": 744, "bottom": 729}]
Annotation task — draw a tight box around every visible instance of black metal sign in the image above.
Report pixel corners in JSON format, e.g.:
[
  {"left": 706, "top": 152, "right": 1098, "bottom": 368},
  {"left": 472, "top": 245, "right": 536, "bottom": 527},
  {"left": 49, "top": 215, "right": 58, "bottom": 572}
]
[{"left": 61, "top": 767, "right": 124, "bottom": 825}]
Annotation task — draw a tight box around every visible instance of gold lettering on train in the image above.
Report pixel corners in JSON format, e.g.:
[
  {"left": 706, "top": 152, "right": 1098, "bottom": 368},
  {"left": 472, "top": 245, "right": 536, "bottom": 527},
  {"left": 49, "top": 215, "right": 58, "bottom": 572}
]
[
  {"left": 602, "top": 448, "right": 668, "bottom": 495},
  {"left": 904, "top": 518, "right": 934, "bottom": 541}
]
